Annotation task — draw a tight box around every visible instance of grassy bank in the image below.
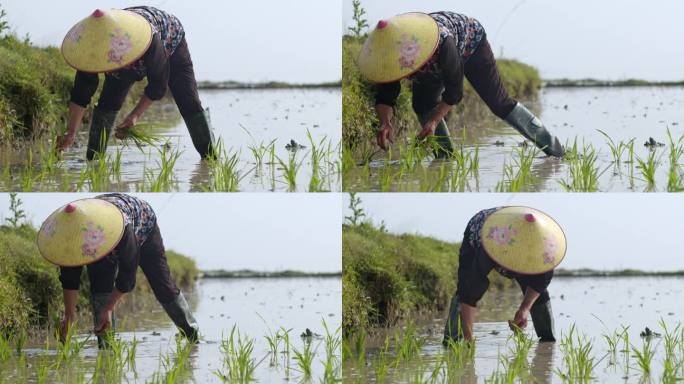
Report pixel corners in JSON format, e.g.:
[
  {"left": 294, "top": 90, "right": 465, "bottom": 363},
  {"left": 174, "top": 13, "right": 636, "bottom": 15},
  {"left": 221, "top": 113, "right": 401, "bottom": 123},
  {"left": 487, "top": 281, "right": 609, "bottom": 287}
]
[
  {"left": 342, "top": 221, "right": 514, "bottom": 334},
  {"left": 342, "top": 36, "right": 542, "bottom": 157},
  {"left": 0, "top": 220, "right": 199, "bottom": 335}
]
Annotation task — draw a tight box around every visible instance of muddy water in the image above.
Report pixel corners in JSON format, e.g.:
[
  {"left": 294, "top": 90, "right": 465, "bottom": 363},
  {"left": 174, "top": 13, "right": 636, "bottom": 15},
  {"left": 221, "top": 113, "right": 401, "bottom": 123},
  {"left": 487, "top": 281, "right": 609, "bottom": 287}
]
[
  {"left": 4, "top": 277, "right": 341, "bottom": 383},
  {"left": 345, "top": 86, "right": 684, "bottom": 192},
  {"left": 1, "top": 88, "right": 341, "bottom": 192},
  {"left": 345, "top": 276, "right": 684, "bottom": 383}
]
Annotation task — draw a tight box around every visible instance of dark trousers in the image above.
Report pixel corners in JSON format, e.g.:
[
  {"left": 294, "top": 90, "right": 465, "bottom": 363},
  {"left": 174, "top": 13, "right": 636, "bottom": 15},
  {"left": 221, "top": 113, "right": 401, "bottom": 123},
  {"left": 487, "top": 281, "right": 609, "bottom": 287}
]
[
  {"left": 411, "top": 36, "right": 517, "bottom": 119},
  {"left": 96, "top": 38, "right": 204, "bottom": 120},
  {"left": 455, "top": 229, "right": 551, "bottom": 307},
  {"left": 88, "top": 224, "right": 180, "bottom": 305}
]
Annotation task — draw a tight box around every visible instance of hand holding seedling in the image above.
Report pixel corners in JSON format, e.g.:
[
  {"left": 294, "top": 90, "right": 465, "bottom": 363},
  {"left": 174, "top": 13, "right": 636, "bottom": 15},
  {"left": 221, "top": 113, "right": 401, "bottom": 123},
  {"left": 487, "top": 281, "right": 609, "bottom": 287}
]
[
  {"left": 94, "top": 309, "right": 113, "bottom": 335},
  {"left": 116, "top": 114, "right": 138, "bottom": 139},
  {"left": 417, "top": 119, "right": 437, "bottom": 140}
]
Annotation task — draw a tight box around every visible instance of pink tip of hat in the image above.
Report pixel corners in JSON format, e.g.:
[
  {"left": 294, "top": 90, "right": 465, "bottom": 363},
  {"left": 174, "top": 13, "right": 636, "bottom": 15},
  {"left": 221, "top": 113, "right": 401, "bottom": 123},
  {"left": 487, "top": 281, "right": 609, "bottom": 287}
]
[
  {"left": 92, "top": 9, "right": 105, "bottom": 18},
  {"left": 377, "top": 20, "right": 388, "bottom": 29},
  {"left": 64, "top": 203, "right": 77, "bottom": 213},
  {"left": 524, "top": 213, "right": 536, "bottom": 223}
]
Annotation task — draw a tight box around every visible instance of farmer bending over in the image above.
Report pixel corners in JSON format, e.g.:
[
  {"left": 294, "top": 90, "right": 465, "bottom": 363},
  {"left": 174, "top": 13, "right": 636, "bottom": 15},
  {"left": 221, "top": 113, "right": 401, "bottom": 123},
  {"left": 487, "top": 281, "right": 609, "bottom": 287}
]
[
  {"left": 37, "top": 193, "right": 199, "bottom": 348},
  {"left": 443, "top": 206, "right": 566, "bottom": 344},
  {"left": 358, "top": 12, "right": 564, "bottom": 158},
  {"left": 59, "top": 6, "right": 214, "bottom": 159}
]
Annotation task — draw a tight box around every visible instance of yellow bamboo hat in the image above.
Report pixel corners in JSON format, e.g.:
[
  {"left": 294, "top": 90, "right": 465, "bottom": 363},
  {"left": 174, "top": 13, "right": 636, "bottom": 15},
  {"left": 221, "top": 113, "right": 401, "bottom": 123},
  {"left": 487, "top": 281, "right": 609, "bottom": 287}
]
[
  {"left": 480, "top": 207, "right": 566, "bottom": 275},
  {"left": 357, "top": 13, "right": 439, "bottom": 83},
  {"left": 37, "top": 199, "right": 125, "bottom": 267},
  {"left": 61, "top": 9, "right": 152, "bottom": 73}
]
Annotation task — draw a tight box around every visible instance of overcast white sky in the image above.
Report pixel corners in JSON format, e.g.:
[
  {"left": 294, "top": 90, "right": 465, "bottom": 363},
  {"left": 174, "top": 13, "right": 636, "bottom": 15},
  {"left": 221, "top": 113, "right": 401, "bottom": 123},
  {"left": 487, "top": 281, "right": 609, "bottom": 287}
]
[
  {"left": 346, "top": 193, "right": 684, "bottom": 272},
  {"left": 0, "top": 193, "right": 341, "bottom": 272},
  {"left": 1, "top": 0, "right": 341, "bottom": 83},
  {"left": 343, "top": 0, "right": 684, "bottom": 81}
]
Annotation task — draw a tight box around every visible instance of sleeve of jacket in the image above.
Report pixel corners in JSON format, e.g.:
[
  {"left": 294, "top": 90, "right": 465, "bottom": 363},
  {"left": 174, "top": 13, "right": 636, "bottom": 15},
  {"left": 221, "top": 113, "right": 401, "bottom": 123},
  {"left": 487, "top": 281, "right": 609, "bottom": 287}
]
[
  {"left": 59, "top": 266, "right": 84, "bottom": 290},
  {"left": 439, "top": 36, "right": 464, "bottom": 106},
  {"left": 114, "top": 224, "right": 140, "bottom": 293},
  {"left": 70, "top": 71, "right": 100, "bottom": 108},
  {"left": 374, "top": 81, "right": 402, "bottom": 106},
  {"left": 143, "top": 35, "right": 170, "bottom": 101}
]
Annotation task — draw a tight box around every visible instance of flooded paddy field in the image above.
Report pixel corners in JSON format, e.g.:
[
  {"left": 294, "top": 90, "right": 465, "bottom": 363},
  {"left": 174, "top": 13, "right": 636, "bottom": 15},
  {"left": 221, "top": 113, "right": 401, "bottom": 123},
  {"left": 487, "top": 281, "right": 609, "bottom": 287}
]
[
  {"left": 0, "top": 88, "right": 341, "bottom": 192},
  {"left": 344, "top": 276, "right": 684, "bottom": 383},
  {"left": 343, "top": 86, "right": 684, "bottom": 192},
  {"left": 0, "top": 277, "right": 341, "bottom": 383}
]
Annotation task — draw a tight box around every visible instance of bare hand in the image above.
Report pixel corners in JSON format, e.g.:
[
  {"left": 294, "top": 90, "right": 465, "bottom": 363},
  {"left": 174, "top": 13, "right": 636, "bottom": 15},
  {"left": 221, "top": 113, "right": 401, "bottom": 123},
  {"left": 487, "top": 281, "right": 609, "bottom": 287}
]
[
  {"left": 376, "top": 122, "right": 394, "bottom": 150},
  {"left": 94, "top": 309, "right": 113, "bottom": 336},
  {"left": 115, "top": 115, "right": 138, "bottom": 139},
  {"left": 512, "top": 308, "right": 529, "bottom": 330},
  {"left": 57, "top": 132, "right": 76, "bottom": 151},
  {"left": 417, "top": 120, "right": 437, "bottom": 140}
]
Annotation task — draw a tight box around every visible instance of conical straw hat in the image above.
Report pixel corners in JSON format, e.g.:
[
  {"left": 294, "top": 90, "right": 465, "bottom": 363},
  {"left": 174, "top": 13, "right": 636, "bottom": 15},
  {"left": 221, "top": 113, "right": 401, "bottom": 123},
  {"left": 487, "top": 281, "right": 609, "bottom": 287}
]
[
  {"left": 61, "top": 9, "right": 152, "bottom": 73},
  {"left": 37, "top": 199, "right": 125, "bottom": 267},
  {"left": 357, "top": 13, "right": 439, "bottom": 83},
  {"left": 480, "top": 207, "right": 566, "bottom": 275}
]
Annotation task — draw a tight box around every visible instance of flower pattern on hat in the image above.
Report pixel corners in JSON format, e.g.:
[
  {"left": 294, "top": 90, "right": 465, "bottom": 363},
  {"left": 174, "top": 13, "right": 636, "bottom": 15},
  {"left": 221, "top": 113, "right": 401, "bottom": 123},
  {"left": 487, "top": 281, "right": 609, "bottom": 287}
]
[
  {"left": 42, "top": 217, "right": 57, "bottom": 238},
  {"left": 107, "top": 28, "right": 133, "bottom": 65},
  {"left": 487, "top": 225, "right": 517, "bottom": 246},
  {"left": 81, "top": 221, "right": 106, "bottom": 258},
  {"left": 397, "top": 34, "right": 422, "bottom": 69},
  {"left": 66, "top": 22, "right": 85, "bottom": 43},
  {"left": 542, "top": 237, "right": 557, "bottom": 264}
]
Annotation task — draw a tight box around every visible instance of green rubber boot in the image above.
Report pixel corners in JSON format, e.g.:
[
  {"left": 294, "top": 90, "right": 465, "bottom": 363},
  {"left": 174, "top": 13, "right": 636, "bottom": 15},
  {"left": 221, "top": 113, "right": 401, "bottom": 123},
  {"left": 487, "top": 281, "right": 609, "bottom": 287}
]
[
  {"left": 504, "top": 102, "right": 564, "bottom": 157},
  {"left": 86, "top": 107, "right": 119, "bottom": 161},
  {"left": 183, "top": 108, "right": 216, "bottom": 159},
  {"left": 417, "top": 111, "right": 454, "bottom": 159},
  {"left": 161, "top": 292, "right": 199, "bottom": 342},
  {"left": 90, "top": 292, "right": 116, "bottom": 349},
  {"left": 530, "top": 300, "right": 556, "bottom": 342},
  {"left": 442, "top": 294, "right": 463, "bottom": 346}
]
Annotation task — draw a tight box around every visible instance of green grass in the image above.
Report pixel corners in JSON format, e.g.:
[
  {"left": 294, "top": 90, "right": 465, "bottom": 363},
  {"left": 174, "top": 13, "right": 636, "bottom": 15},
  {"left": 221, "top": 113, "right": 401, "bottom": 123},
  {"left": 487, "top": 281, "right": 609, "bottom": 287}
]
[{"left": 214, "top": 325, "right": 258, "bottom": 383}]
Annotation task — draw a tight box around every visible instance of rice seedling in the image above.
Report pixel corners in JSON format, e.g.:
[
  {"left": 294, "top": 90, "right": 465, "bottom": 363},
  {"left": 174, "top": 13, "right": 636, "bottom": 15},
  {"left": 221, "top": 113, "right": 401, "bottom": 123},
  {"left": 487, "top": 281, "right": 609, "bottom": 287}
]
[
  {"left": 555, "top": 325, "right": 600, "bottom": 383},
  {"left": 143, "top": 144, "right": 183, "bottom": 192},
  {"left": 635, "top": 149, "right": 659, "bottom": 190},
  {"left": 321, "top": 319, "right": 342, "bottom": 381},
  {"left": 559, "top": 142, "right": 606, "bottom": 192},
  {"left": 214, "top": 325, "right": 257, "bottom": 383},
  {"left": 206, "top": 139, "right": 246, "bottom": 192},
  {"left": 0, "top": 332, "right": 11, "bottom": 362},
  {"left": 54, "top": 321, "right": 91, "bottom": 365},
  {"left": 126, "top": 334, "right": 138, "bottom": 370},
  {"left": 393, "top": 320, "right": 423, "bottom": 365},
  {"left": 307, "top": 131, "right": 335, "bottom": 192},
  {"left": 279, "top": 326, "right": 293, "bottom": 379},
  {"left": 496, "top": 146, "right": 538, "bottom": 192},
  {"left": 119, "top": 123, "right": 164, "bottom": 152},
  {"left": 14, "top": 329, "right": 26, "bottom": 356},
  {"left": 20, "top": 149, "right": 35, "bottom": 192},
  {"left": 631, "top": 337, "right": 656, "bottom": 375},
  {"left": 428, "top": 352, "right": 445, "bottom": 383},
  {"left": 597, "top": 130, "right": 632, "bottom": 166},
  {"left": 666, "top": 129, "right": 684, "bottom": 191},
  {"left": 374, "top": 336, "right": 391, "bottom": 383},
  {"left": 659, "top": 320, "right": 681, "bottom": 382},
  {"left": 292, "top": 340, "right": 315, "bottom": 379},
  {"left": 276, "top": 151, "right": 305, "bottom": 191}
]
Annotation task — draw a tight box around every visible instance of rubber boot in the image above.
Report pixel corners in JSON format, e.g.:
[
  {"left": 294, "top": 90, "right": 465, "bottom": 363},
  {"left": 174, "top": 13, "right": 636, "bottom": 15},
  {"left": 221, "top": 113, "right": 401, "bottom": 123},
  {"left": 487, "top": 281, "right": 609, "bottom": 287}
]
[
  {"left": 504, "top": 102, "right": 564, "bottom": 157},
  {"left": 183, "top": 108, "right": 216, "bottom": 159},
  {"left": 442, "top": 294, "right": 463, "bottom": 346},
  {"left": 417, "top": 111, "right": 454, "bottom": 159},
  {"left": 530, "top": 300, "right": 556, "bottom": 342},
  {"left": 90, "top": 292, "right": 116, "bottom": 349},
  {"left": 161, "top": 292, "right": 199, "bottom": 342},
  {"left": 86, "top": 107, "right": 119, "bottom": 161}
]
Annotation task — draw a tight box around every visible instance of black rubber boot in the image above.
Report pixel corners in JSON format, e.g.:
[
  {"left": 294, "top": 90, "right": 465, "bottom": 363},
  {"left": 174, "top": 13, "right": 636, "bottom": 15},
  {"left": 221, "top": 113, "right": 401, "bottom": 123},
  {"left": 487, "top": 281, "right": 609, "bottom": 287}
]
[
  {"left": 417, "top": 110, "right": 454, "bottom": 159},
  {"left": 161, "top": 292, "right": 199, "bottom": 342},
  {"left": 90, "top": 292, "right": 116, "bottom": 349},
  {"left": 504, "top": 102, "right": 564, "bottom": 157},
  {"left": 86, "top": 107, "right": 119, "bottom": 161},
  {"left": 183, "top": 109, "right": 216, "bottom": 159},
  {"left": 442, "top": 294, "right": 463, "bottom": 346},
  {"left": 530, "top": 300, "right": 556, "bottom": 342}
]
